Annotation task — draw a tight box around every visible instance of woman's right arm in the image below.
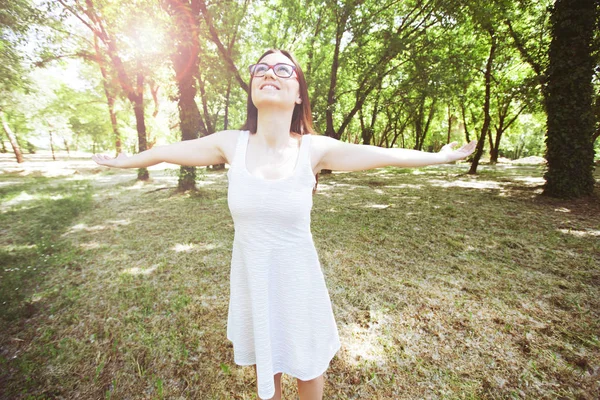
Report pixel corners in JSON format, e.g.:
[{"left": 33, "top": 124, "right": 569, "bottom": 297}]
[{"left": 92, "top": 130, "right": 236, "bottom": 168}]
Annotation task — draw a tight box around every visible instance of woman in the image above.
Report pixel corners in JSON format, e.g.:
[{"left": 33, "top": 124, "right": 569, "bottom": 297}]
[{"left": 93, "top": 49, "right": 476, "bottom": 400}]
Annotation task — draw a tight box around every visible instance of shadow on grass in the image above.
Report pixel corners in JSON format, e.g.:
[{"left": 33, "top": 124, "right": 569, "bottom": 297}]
[
  {"left": 1, "top": 165, "right": 599, "bottom": 399},
  {"left": 0, "top": 177, "right": 94, "bottom": 398}
]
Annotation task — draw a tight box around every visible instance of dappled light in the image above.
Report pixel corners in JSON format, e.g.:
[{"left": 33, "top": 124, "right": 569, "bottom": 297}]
[
  {"left": 341, "top": 321, "right": 390, "bottom": 367},
  {"left": 79, "top": 242, "right": 101, "bottom": 250},
  {"left": 554, "top": 207, "right": 571, "bottom": 213},
  {"left": 512, "top": 176, "right": 545, "bottom": 185},
  {"left": 122, "top": 265, "right": 158, "bottom": 276},
  {"left": 171, "top": 242, "right": 219, "bottom": 253},
  {"left": 557, "top": 228, "right": 600, "bottom": 237},
  {"left": 427, "top": 178, "right": 507, "bottom": 190},
  {"left": 2, "top": 191, "right": 34, "bottom": 207},
  {"left": 62, "top": 219, "right": 130, "bottom": 236},
  {"left": 173, "top": 243, "right": 195, "bottom": 252},
  {"left": 64, "top": 223, "right": 109, "bottom": 233},
  {"left": 1, "top": 191, "right": 67, "bottom": 207},
  {"left": 364, "top": 204, "right": 391, "bottom": 209},
  {"left": 1, "top": 244, "right": 36, "bottom": 252},
  {"left": 384, "top": 184, "right": 425, "bottom": 190}
]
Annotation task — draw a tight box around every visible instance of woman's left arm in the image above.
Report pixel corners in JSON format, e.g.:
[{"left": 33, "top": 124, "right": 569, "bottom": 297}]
[{"left": 313, "top": 135, "right": 477, "bottom": 172}]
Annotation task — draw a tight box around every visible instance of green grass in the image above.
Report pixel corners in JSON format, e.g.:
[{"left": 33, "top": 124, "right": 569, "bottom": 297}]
[{"left": 0, "top": 163, "right": 599, "bottom": 399}]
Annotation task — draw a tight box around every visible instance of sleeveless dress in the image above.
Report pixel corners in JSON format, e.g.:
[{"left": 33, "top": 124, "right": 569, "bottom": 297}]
[{"left": 226, "top": 130, "right": 341, "bottom": 399}]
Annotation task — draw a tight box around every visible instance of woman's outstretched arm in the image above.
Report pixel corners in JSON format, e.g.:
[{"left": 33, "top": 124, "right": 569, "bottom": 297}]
[
  {"left": 92, "top": 130, "right": 236, "bottom": 168},
  {"left": 312, "top": 135, "right": 477, "bottom": 172}
]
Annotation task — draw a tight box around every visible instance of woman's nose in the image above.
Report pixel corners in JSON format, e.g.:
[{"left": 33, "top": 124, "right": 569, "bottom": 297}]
[{"left": 263, "top": 67, "right": 277, "bottom": 78}]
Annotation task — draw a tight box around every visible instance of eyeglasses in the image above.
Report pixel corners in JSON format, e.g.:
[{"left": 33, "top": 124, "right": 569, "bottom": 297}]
[{"left": 249, "top": 63, "right": 297, "bottom": 78}]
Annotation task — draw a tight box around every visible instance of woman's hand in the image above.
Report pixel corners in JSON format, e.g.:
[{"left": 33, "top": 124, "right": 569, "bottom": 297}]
[
  {"left": 439, "top": 140, "right": 477, "bottom": 163},
  {"left": 92, "top": 152, "right": 130, "bottom": 168}
]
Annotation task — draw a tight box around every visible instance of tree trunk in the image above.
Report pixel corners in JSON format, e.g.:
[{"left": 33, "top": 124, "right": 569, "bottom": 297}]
[
  {"left": 94, "top": 35, "right": 122, "bottom": 155},
  {"left": 491, "top": 101, "right": 526, "bottom": 163},
  {"left": 543, "top": 0, "right": 596, "bottom": 198},
  {"left": 460, "top": 101, "right": 471, "bottom": 143},
  {"left": 63, "top": 137, "right": 70, "bottom": 157},
  {"left": 49, "top": 130, "right": 56, "bottom": 161},
  {"left": 413, "top": 98, "right": 436, "bottom": 151},
  {"left": 132, "top": 77, "right": 149, "bottom": 180},
  {"left": 0, "top": 110, "right": 23, "bottom": 163},
  {"left": 469, "top": 29, "right": 496, "bottom": 175},
  {"left": 224, "top": 79, "right": 232, "bottom": 130},
  {"left": 414, "top": 102, "right": 425, "bottom": 150},
  {"left": 447, "top": 105, "right": 453, "bottom": 144},
  {"left": 490, "top": 133, "right": 500, "bottom": 163},
  {"left": 0, "top": 133, "right": 7, "bottom": 153},
  {"left": 165, "top": 0, "right": 206, "bottom": 190},
  {"left": 174, "top": 66, "right": 203, "bottom": 190}
]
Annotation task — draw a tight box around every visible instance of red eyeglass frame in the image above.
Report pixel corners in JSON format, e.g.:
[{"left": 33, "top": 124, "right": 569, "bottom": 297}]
[{"left": 248, "top": 63, "right": 298, "bottom": 80}]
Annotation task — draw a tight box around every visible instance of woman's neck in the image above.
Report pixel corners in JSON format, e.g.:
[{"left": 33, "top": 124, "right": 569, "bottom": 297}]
[{"left": 255, "top": 108, "right": 295, "bottom": 149}]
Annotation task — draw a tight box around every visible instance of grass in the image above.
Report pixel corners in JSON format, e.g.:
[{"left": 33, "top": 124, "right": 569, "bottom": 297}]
[{"left": 0, "top": 155, "right": 599, "bottom": 399}]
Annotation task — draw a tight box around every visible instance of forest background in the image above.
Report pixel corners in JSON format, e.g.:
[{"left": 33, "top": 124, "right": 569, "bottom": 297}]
[{"left": 1, "top": 0, "right": 598, "bottom": 195}]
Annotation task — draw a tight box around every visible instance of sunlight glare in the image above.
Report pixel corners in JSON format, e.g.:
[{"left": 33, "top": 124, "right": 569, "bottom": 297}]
[{"left": 124, "top": 18, "right": 167, "bottom": 58}]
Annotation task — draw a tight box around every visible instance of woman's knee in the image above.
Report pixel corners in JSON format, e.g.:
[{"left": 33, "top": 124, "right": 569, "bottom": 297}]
[{"left": 297, "top": 374, "right": 324, "bottom": 400}]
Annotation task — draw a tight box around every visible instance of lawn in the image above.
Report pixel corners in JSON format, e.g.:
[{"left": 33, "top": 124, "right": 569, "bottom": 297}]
[{"left": 1, "top": 153, "right": 599, "bottom": 399}]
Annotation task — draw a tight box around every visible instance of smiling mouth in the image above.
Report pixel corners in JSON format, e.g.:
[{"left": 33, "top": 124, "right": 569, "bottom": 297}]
[{"left": 260, "top": 84, "right": 280, "bottom": 90}]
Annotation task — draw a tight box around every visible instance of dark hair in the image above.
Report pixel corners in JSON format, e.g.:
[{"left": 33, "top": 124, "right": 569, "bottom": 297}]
[
  {"left": 240, "top": 49, "right": 319, "bottom": 193},
  {"left": 240, "top": 49, "right": 315, "bottom": 135}
]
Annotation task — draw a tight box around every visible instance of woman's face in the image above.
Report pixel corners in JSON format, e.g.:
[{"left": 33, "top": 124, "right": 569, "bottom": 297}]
[{"left": 251, "top": 52, "right": 301, "bottom": 111}]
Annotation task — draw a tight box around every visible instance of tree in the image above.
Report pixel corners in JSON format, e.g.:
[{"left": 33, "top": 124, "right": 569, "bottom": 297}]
[
  {"left": 56, "top": 0, "right": 167, "bottom": 180},
  {"left": 162, "top": 0, "right": 205, "bottom": 191},
  {"left": 468, "top": 27, "right": 497, "bottom": 174},
  {"left": 543, "top": 0, "right": 597, "bottom": 197},
  {"left": 0, "top": 0, "right": 39, "bottom": 163}
]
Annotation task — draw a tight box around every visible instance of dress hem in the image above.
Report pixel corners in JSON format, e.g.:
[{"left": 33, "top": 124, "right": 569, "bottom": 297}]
[{"left": 227, "top": 337, "right": 342, "bottom": 398}]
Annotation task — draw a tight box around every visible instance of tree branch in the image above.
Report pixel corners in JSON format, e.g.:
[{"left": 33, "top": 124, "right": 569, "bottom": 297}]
[{"left": 197, "top": 0, "right": 248, "bottom": 93}]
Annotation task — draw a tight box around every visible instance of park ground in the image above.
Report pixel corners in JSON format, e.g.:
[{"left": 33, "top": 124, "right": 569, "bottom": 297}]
[{"left": 0, "top": 151, "right": 599, "bottom": 399}]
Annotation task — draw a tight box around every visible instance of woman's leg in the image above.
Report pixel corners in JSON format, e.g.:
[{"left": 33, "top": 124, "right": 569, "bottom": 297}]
[
  {"left": 297, "top": 374, "right": 324, "bottom": 400},
  {"left": 253, "top": 365, "right": 282, "bottom": 400}
]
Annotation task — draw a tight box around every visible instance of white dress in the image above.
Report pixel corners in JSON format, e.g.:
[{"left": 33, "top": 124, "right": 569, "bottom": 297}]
[{"left": 226, "top": 130, "right": 341, "bottom": 399}]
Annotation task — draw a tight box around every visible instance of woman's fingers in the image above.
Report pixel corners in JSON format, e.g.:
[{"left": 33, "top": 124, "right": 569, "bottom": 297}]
[{"left": 92, "top": 154, "right": 115, "bottom": 166}]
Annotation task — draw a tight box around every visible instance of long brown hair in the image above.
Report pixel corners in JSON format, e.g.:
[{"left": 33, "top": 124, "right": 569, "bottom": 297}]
[{"left": 240, "top": 49, "right": 319, "bottom": 193}]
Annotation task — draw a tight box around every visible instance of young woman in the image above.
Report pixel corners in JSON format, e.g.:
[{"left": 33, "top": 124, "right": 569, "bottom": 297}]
[{"left": 93, "top": 49, "right": 476, "bottom": 400}]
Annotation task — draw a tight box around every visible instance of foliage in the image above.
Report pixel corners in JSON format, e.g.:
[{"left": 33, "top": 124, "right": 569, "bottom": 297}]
[
  {"left": 0, "top": 0, "right": 39, "bottom": 96},
  {"left": 1, "top": 0, "right": 595, "bottom": 188}
]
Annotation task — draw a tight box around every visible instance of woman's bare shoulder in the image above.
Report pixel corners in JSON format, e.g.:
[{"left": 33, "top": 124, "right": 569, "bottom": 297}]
[
  {"left": 211, "top": 130, "right": 243, "bottom": 164},
  {"left": 306, "top": 134, "right": 337, "bottom": 172}
]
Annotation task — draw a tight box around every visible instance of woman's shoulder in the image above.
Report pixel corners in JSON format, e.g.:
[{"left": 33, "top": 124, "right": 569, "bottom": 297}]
[
  {"left": 211, "top": 130, "right": 245, "bottom": 164},
  {"left": 304, "top": 134, "right": 336, "bottom": 171},
  {"left": 306, "top": 133, "right": 338, "bottom": 151},
  {"left": 212, "top": 129, "right": 246, "bottom": 143}
]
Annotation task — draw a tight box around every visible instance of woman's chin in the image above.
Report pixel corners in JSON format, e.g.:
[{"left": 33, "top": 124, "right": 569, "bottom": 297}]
[{"left": 253, "top": 97, "right": 295, "bottom": 110}]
